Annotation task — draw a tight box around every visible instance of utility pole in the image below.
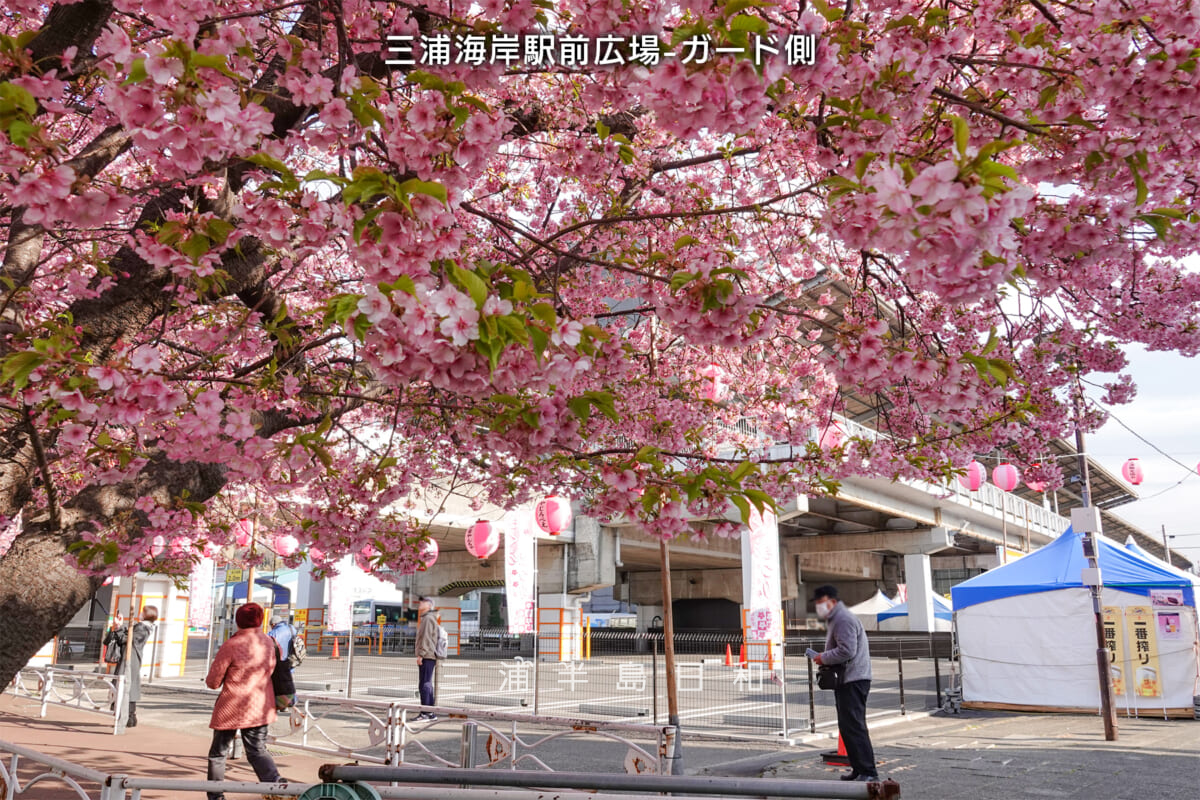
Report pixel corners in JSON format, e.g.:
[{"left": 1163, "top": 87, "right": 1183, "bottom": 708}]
[
  {"left": 1161, "top": 524, "right": 1172, "bottom": 568},
  {"left": 1074, "top": 411, "right": 1118, "bottom": 741}
]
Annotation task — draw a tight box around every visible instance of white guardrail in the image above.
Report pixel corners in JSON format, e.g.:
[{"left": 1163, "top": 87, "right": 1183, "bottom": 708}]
[
  {"left": 275, "top": 695, "right": 676, "bottom": 774},
  {"left": 6, "top": 667, "right": 125, "bottom": 735}
]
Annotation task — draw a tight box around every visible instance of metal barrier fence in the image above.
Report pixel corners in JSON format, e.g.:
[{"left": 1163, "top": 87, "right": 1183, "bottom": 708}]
[
  {"left": 267, "top": 696, "right": 676, "bottom": 774},
  {"left": 6, "top": 667, "right": 126, "bottom": 735},
  {"left": 237, "top": 629, "right": 953, "bottom": 740},
  {"left": 0, "top": 737, "right": 900, "bottom": 800}
]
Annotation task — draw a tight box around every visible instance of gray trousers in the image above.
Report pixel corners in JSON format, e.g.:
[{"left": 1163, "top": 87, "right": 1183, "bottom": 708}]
[{"left": 206, "top": 726, "right": 281, "bottom": 800}]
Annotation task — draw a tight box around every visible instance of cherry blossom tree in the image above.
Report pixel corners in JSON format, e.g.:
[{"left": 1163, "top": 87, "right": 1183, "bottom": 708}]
[{"left": 2, "top": 0, "right": 1200, "bottom": 682}]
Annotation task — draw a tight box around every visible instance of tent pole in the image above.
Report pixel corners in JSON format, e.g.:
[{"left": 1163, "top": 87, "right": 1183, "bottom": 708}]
[{"left": 1074, "top": 404, "right": 1119, "bottom": 742}]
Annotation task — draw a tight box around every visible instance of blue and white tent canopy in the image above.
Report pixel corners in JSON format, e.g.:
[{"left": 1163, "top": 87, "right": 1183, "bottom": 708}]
[
  {"left": 876, "top": 592, "right": 953, "bottom": 623},
  {"left": 952, "top": 527, "right": 1200, "bottom": 713},
  {"left": 952, "top": 527, "right": 1195, "bottom": 611}
]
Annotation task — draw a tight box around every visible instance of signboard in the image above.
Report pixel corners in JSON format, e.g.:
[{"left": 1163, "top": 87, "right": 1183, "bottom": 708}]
[
  {"left": 226, "top": 567, "right": 244, "bottom": 583},
  {"left": 505, "top": 513, "right": 536, "bottom": 634},
  {"left": 1101, "top": 606, "right": 1127, "bottom": 696},
  {"left": 1157, "top": 611, "right": 1183, "bottom": 640},
  {"left": 742, "top": 507, "right": 782, "bottom": 646},
  {"left": 294, "top": 609, "right": 309, "bottom": 628},
  {"left": 1126, "top": 606, "right": 1162, "bottom": 698},
  {"left": 187, "top": 557, "right": 215, "bottom": 628}
]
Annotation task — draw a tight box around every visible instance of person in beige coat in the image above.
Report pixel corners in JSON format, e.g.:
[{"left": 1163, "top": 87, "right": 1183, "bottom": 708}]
[
  {"left": 204, "top": 603, "right": 283, "bottom": 800},
  {"left": 414, "top": 596, "right": 440, "bottom": 720}
]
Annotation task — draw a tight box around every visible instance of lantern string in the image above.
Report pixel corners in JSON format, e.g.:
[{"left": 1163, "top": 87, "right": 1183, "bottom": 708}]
[{"left": 1088, "top": 401, "right": 1198, "bottom": 499}]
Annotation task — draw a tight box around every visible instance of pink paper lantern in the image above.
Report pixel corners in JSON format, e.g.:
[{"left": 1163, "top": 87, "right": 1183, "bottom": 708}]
[
  {"left": 992, "top": 463, "right": 1020, "bottom": 492},
  {"left": 466, "top": 520, "right": 499, "bottom": 559},
  {"left": 1024, "top": 463, "right": 1047, "bottom": 493},
  {"left": 818, "top": 422, "right": 844, "bottom": 450},
  {"left": 234, "top": 518, "right": 254, "bottom": 547},
  {"left": 149, "top": 535, "right": 166, "bottom": 557},
  {"left": 417, "top": 538, "right": 439, "bottom": 571},
  {"left": 957, "top": 460, "right": 986, "bottom": 491},
  {"left": 698, "top": 363, "right": 726, "bottom": 402},
  {"left": 535, "top": 495, "right": 573, "bottom": 536},
  {"left": 273, "top": 533, "right": 299, "bottom": 557},
  {"left": 1121, "top": 458, "right": 1144, "bottom": 486}
]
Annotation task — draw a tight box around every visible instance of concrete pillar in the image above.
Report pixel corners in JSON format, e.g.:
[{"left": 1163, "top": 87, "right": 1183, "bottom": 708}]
[{"left": 903, "top": 552, "right": 936, "bottom": 632}]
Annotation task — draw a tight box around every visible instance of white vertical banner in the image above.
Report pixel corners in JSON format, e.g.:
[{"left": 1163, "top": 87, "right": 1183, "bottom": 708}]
[
  {"left": 187, "top": 557, "right": 215, "bottom": 628},
  {"left": 505, "top": 512, "right": 536, "bottom": 634},
  {"left": 325, "top": 556, "right": 354, "bottom": 630},
  {"left": 742, "top": 506, "right": 783, "bottom": 653}
]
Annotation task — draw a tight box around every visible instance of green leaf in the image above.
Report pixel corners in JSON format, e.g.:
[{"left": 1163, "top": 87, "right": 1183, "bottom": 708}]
[
  {"left": 497, "top": 315, "right": 530, "bottom": 345},
  {"left": 730, "top": 460, "right": 757, "bottom": 484},
  {"left": 327, "top": 293, "right": 364, "bottom": 325},
  {"left": 530, "top": 303, "right": 557, "bottom": 326},
  {"left": 180, "top": 235, "right": 211, "bottom": 261},
  {"left": 529, "top": 326, "right": 549, "bottom": 359},
  {"left": 729, "top": 494, "right": 751, "bottom": 524},
  {"left": 6, "top": 119, "right": 36, "bottom": 147},
  {"left": 744, "top": 488, "right": 775, "bottom": 512},
  {"left": 952, "top": 115, "right": 969, "bottom": 157},
  {"left": 123, "top": 58, "right": 148, "bottom": 85},
  {"left": 673, "top": 235, "right": 699, "bottom": 251},
  {"left": 1, "top": 351, "right": 45, "bottom": 390},
  {"left": 397, "top": 177, "right": 448, "bottom": 205},
  {"left": 451, "top": 265, "right": 489, "bottom": 308},
  {"left": 353, "top": 313, "right": 371, "bottom": 341},
  {"left": 595, "top": 119, "right": 610, "bottom": 140},
  {"left": 853, "top": 152, "right": 875, "bottom": 180},
  {"left": 729, "top": 14, "right": 769, "bottom": 35},
  {"left": 669, "top": 271, "right": 697, "bottom": 292}
]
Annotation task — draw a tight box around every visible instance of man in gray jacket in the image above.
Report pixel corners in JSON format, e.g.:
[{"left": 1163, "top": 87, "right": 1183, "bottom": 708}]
[{"left": 811, "top": 585, "right": 878, "bottom": 782}]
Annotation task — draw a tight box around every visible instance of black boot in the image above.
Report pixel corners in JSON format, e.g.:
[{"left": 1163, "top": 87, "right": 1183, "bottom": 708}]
[{"left": 127, "top": 701, "right": 137, "bottom": 728}]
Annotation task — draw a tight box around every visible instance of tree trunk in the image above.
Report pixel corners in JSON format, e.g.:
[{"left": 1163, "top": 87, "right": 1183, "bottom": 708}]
[{"left": 0, "top": 529, "right": 103, "bottom": 682}]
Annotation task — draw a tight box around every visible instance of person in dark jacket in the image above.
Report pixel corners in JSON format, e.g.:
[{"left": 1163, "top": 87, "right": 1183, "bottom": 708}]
[
  {"left": 104, "top": 605, "right": 157, "bottom": 727},
  {"left": 811, "top": 585, "right": 878, "bottom": 782}
]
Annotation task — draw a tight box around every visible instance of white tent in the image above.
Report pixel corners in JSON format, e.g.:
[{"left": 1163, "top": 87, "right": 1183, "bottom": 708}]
[
  {"left": 876, "top": 593, "right": 954, "bottom": 632},
  {"left": 952, "top": 528, "right": 1200, "bottom": 717},
  {"left": 848, "top": 589, "right": 897, "bottom": 631}
]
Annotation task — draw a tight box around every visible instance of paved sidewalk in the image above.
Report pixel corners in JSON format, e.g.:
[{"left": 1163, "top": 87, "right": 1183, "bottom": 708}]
[
  {"left": 4, "top": 685, "right": 1199, "bottom": 799},
  {"left": 764, "top": 708, "right": 1200, "bottom": 799},
  {"left": 0, "top": 692, "right": 328, "bottom": 798}
]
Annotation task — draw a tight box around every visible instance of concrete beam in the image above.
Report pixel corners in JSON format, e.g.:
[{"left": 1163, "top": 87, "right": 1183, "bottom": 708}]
[
  {"left": 785, "top": 526, "right": 952, "bottom": 556},
  {"left": 797, "top": 551, "right": 883, "bottom": 581},
  {"left": 625, "top": 568, "right": 743, "bottom": 605}
]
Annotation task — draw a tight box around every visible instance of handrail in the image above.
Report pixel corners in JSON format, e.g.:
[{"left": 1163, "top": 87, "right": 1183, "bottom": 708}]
[{"left": 320, "top": 765, "right": 900, "bottom": 800}]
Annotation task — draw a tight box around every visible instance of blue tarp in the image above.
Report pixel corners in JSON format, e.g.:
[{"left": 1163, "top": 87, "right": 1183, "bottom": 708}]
[
  {"left": 951, "top": 527, "right": 1195, "bottom": 611},
  {"left": 877, "top": 593, "right": 953, "bottom": 622}
]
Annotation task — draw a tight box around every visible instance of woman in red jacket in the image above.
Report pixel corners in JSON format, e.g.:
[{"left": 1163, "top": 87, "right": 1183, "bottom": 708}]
[{"left": 204, "top": 603, "right": 283, "bottom": 800}]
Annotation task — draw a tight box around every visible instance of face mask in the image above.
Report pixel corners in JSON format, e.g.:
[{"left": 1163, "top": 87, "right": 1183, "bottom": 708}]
[{"left": 815, "top": 600, "right": 833, "bottom": 620}]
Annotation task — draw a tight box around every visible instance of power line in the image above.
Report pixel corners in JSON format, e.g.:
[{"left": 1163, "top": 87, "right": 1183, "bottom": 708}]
[{"left": 1083, "top": 389, "right": 1197, "bottom": 500}]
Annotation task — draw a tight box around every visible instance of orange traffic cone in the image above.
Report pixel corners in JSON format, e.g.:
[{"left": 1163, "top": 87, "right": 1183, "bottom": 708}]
[
  {"left": 725, "top": 644, "right": 733, "bottom": 666},
  {"left": 331, "top": 636, "right": 341, "bottom": 660},
  {"left": 739, "top": 643, "right": 747, "bottom": 668},
  {"left": 821, "top": 732, "right": 851, "bottom": 765}
]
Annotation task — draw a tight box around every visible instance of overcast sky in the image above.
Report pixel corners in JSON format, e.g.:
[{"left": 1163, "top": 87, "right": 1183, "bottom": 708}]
[{"left": 1086, "top": 346, "right": 1200, "bottom": 562}]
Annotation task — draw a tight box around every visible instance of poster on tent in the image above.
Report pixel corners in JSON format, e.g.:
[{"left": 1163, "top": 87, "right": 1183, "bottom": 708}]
[
  {"left": 1126, "top": 606, "right": 1163, "bottom": 698},
  {"left": 505, "top": 513, "right": 536, "bottom": 634},
  {"left": 1157, "top": 612, "right": 1183, "bottom": 640},
  {"left": 1101, "top": 606, "right": 1127, "bottom": 697}
]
